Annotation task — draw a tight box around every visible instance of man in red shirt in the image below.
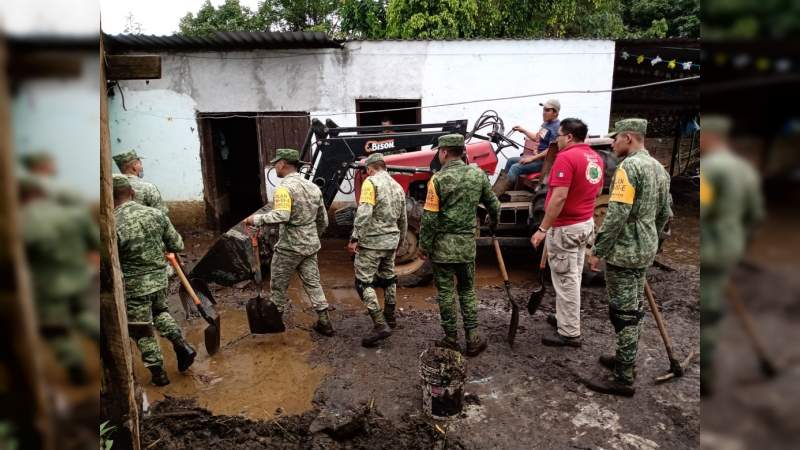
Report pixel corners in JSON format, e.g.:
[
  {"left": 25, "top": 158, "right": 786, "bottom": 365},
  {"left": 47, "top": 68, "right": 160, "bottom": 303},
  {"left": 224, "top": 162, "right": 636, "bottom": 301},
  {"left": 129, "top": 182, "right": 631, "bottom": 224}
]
[{"left": 531, "top": 118, "right": 604, "bottom": 347}]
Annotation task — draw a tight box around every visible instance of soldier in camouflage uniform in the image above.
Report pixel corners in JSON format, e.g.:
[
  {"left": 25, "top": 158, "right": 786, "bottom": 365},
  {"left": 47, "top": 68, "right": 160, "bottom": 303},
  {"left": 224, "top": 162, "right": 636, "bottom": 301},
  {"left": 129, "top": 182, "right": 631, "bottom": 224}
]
[
  {"left": 347, "top": 153, "right": 408, "bottom": 347},
  {"left": 420, "top": 134, "right": 500, "bottom": 356},
  {"left": 113, "top": 149, "right": 169, "bottom": 216},
  {"left": 113, "top": 175, "right": 195, "bottom": 386},
  {"left": 19, "top": 151, "right": 84, "bottom": 205},
  {"left": 699, "top": 115, "right": 764, "bottom": 396},
  {"left": 586, "top": 119, "right": 672, "bottom": 396},
  {"left": 245, "top": 149, "right": 333, "bottom": 336},
  {"left": 19, "top": 175, "right": 100, "bottom": 384}
]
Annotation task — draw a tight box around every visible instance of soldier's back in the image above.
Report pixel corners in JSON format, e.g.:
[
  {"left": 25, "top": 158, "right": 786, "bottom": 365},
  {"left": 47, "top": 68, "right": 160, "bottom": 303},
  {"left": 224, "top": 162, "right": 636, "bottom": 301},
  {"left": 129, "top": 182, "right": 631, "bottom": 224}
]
[{"left": 115, "top": 201, "right": 169, "bottom": 278}]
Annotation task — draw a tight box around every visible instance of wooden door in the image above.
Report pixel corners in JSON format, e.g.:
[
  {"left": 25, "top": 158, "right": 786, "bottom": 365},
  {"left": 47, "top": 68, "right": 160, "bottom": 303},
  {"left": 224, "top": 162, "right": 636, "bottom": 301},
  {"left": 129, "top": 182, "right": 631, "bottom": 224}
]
[{"left": 256, "top": 113, "right": 310, "bottom": 202}]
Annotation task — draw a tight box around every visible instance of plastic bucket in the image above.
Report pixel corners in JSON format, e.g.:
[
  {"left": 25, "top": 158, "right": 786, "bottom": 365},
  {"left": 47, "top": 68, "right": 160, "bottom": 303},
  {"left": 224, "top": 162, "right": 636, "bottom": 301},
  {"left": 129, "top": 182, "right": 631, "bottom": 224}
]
[{"left": 419, "top": 347, "right": 467, "bottom": 420}]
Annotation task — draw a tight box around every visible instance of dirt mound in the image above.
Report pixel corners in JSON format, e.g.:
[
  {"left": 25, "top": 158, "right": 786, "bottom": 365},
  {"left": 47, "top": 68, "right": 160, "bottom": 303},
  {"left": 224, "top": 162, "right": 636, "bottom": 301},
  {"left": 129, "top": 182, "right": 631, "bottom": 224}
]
[{"left": 142, "top": 397, "right": 464, "bottom": 449}]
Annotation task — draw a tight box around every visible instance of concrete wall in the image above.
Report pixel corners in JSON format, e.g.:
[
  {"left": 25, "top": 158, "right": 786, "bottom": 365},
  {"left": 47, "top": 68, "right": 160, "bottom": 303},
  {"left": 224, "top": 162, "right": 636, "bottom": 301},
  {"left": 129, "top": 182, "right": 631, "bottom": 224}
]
[
  {"left": 13, "top": 53, "right": 100, "bottom": 200},
  {"left": 109, "top": 39, "right": 615, "bottom": 206}
]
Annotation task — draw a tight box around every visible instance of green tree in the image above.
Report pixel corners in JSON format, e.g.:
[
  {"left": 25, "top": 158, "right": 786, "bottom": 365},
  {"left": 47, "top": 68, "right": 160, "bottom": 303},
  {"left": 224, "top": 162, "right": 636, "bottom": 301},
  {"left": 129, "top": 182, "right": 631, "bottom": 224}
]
[
  {"left": 338, "top": 0, "right": 388, "bottom": 39},
  {"left": 179, "top": 0, "right": 268, "bottom": 36},
  {"left": 624, "top": 0, "right": 699, "bottom": 38},
  {"left": 386, "top": 0, "right": 480, "bottom": 39},
  {"left": 268, "top": 0, "right": 338, "bottom": 32}
]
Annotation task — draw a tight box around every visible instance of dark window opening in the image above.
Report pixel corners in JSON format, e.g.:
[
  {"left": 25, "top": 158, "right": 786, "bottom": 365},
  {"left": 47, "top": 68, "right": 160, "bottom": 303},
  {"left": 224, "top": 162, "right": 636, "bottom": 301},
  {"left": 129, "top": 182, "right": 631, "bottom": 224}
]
[{"left": 356, "top": 98, "right": 421, "bottom": 132}]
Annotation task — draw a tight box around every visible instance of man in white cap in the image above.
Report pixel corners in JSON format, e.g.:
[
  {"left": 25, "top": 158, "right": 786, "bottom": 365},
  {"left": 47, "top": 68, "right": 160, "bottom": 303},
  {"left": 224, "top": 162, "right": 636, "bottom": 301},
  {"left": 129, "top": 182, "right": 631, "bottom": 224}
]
[{"left": 493, "top": 99, "right": 561, "bottom": 196}]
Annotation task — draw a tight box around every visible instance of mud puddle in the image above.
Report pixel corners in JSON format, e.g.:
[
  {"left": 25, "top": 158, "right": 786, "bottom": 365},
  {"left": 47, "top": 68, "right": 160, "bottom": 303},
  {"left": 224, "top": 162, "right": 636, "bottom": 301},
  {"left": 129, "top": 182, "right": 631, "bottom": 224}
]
[{"left": 134, "top": 306, "right": 327, "bottom": 420}]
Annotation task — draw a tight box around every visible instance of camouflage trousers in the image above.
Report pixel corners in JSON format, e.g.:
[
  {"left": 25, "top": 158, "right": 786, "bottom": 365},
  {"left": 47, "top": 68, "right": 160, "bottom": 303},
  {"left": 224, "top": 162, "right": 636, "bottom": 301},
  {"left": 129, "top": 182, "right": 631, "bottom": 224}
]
[
  {"left": 270, "top": 250, "right": 329, "bottom": 313},
  {"left": 39, "top": 293, "right": 100, "bottom": 371},
  {"left": 354, "top": 248, "right": 397, "bottom": 314},
  {"left": 432, "top": 262, "right": 478, "bottom": 335},
  {"left": 605, "top": 264, "right": 647, "bottom": 384},
  {"left": 701, "top": 268, "right": 728, "bottom": 391},
  {"left": 126, "top": 289, "right": 182, "bottom": 369}
]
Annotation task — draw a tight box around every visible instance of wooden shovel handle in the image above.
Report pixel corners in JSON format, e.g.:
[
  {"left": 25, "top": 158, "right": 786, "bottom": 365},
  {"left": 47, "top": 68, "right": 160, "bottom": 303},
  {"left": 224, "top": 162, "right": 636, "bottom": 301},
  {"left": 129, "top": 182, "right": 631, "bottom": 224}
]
[
  {"left": 492, "top": 238, "right": 509, "bottom": 282},
  {"left": 166, "top": 253, "right": 201, "bottom": 306},
  {"left": 644, "top": 280, "right": 677, "bottom": 361}
]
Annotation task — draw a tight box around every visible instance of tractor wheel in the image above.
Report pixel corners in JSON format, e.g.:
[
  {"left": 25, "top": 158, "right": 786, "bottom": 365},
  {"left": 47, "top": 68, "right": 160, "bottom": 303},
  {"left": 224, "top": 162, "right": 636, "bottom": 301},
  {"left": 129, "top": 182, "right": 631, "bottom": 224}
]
[
  {"left": 394, "top": 229, "right": 433, "bottom": 287},
  {"left": 582, "top": 200, "right": 608, "bottom": 286}
]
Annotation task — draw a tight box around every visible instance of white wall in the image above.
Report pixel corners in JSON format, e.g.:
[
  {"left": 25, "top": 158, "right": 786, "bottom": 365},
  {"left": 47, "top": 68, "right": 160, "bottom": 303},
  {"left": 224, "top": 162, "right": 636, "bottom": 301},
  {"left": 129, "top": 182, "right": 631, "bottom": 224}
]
[
  {"left": 110, "top": 39, "right": 615, "bottom": 202},
  {"left": 13, "top": 53, "right": 100, "bottom": 200}
]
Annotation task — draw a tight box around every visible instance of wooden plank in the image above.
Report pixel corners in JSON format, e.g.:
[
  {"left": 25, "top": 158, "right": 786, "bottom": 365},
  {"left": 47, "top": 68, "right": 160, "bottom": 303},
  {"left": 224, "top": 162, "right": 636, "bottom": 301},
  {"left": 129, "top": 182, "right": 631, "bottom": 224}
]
[
  {"left": 105, "top": 54, "right": 161, "bottom": 80},
  {"left": 197, "top": 119, "right": 222, "bottom": 231},
  {"left": 0, "top": 38, "right": 54, "bottom": 450},
  {"left": 8, "top": 53, "right": 82, "bottom": 78},
  {"left": 99, "top": 37, "right": 142, "bottom": 450}
]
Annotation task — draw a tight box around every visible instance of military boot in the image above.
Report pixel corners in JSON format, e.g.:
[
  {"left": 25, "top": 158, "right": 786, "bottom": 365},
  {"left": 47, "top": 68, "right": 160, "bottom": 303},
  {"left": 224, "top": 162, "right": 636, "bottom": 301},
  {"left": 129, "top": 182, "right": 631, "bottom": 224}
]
[
  {"left": 313, "top": 308, "right": 335, "bottom": 336},
  {"left": 149, "top": 366, "right": 170, "bottom": 387},
  {"left": 582, "top": 374, "right": 635, "bottom": 397},
  {"left": 172, "top": 336, "right": 197, "bottom": 372},
  {"left": 361, "top": 310, "right": 392, "bottom": 348},
  {"left": 383, "top": 303, "right": 397, "bottom": 329},
  {"left": 598, "top": 354, "right": 616, "bottom": 371},
  {"left": 492, "top": 171, "right": 514, "bottom": 198},
  {"left": 465, "top": 329, "right": 488, "bottom": 357},
  {"left": 434, "top": 333, "right": 462, "bottom": 353},
  {"left": 546, "top": 313, "right": 558, "bottom": 328}
]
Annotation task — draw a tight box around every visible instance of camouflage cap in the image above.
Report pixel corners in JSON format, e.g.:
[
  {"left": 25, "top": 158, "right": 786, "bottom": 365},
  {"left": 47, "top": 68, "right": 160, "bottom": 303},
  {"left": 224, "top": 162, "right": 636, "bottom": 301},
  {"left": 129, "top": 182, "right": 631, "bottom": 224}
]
[
  {"left": 607, "top": 118, "right": 647, "bottom": 138},
  {"left": 700, "top": 115, "right": 732, "bottom": 135},
  {"left": 19, "top": 151, "right": 53, "bottom": 169},
  {"left": 270, "top": 148, "right": 300, "bottom": 164},
  {"left": 364, "top": 152, "right": 384, "bottom": 166},
  {"left": 112, "top": 150, "right": 142, "bottom": 170},
  {"left": 112, "top": 174, "right": 131, "bottom": 189},
  {"left": 438, "top": 133, "right": 465, "bottom": 148},
  {"left": 539, "top": 98, "right": 561, "bottom": 112}
]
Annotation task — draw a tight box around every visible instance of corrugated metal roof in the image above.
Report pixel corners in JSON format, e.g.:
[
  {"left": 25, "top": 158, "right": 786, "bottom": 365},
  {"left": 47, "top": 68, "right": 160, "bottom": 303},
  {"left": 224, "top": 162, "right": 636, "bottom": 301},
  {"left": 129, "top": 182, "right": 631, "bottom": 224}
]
[{"left": 104, "top": 32, "right": 343, "bottom": 52}]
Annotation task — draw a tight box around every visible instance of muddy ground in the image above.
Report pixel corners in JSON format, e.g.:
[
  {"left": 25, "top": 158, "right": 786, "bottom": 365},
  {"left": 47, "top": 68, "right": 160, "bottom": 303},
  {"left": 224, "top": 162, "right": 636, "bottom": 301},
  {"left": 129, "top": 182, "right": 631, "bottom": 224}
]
[{"left": 138, "top": 209, "right": 701, "bottom": 449}]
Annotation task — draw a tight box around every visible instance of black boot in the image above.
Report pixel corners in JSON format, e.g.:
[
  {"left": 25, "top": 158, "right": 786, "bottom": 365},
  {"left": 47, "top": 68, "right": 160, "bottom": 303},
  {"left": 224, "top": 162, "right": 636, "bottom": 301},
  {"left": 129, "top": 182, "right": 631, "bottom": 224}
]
[
  {"left": 383, "top": 303, "right": 397, "bottom": 329},
  {"left": 172, "top": 337, "right": 197, "bottom": 372},
  {"left": 434, "top": 333, "right": 462, "bottom": 353},
  {"left": 598, "top": 354, "right": 616, "bottom": 371},
  {"left": 546, "top": 313, "right": 557, "bottom": 328},
  {"left": 582, "top": 374, "right": 635, "bottom": 397},
  {"left": 149, "top": 366, "right": 170, "bottom": 386},
  {"left": 313, "top": 308, "right": 335, "bottom": 336},
  {"left": 465, "top": 329, "right": 488, "bottom": 357},
  {"left": 361, "top": 311, "right": 392, "bottom": 348}
]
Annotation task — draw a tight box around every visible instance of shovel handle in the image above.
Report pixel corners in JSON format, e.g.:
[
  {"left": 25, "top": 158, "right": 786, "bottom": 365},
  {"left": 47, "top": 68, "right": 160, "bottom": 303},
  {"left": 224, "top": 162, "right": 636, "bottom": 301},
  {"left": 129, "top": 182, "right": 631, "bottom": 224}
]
[
  {"left": 166, "top": 253, "right": 202, "bottom": 306},
  {"left": 644, "top": 281, "right": 678, "bottom": 362},
  {"left": 539, "top": 245, "right": 548, "bottom": 270},
  {"left": 492, "top": 237, "right": 509, "bottom": 282}
]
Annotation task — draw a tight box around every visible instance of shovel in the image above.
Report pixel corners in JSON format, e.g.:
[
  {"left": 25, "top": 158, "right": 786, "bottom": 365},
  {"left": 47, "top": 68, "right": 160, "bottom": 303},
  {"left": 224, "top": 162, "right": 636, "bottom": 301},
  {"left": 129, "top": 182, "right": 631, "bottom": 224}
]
[
  {"left": 492, "top": 236, "right": 519, "bottom": 347},
  {"left": 245, "top": 227, "right": 283, "bottom": 334},
  {"left": 527, "top": 245, "right": 548, "bottom": 315},
  {"left": 644, "top": 281, "right": 695, "bottom": 382},
  {"left": 726, "top": 285, "right": 778, "bottom": 377},
  {"left": 166, "top": 253, "right": 221, "bottom": 355}
]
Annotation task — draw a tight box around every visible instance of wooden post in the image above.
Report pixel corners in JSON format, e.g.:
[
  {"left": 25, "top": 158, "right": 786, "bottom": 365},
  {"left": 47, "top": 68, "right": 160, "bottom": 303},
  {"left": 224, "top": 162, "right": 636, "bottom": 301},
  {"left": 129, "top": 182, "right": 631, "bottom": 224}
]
[
  {"left": 99, "top": 35, "right": 141, "bottom": 450},
  {"left": 668, "top": 120, "right": 681, "bottom": 176},
  {"left": 0, "top": 37, "right": 53, "bottom": 450}
]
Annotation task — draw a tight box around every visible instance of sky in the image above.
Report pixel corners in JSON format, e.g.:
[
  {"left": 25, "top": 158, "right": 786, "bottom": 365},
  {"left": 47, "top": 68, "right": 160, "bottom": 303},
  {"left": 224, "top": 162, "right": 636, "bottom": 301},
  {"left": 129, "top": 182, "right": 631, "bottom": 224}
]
[{"left": 100, "top": 0, "right": 262, "bottom": 35}]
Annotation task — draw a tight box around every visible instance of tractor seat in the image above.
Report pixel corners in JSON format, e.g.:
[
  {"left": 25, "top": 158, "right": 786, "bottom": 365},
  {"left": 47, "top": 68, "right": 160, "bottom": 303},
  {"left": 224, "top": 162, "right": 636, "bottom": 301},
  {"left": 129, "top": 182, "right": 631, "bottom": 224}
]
[{"left": 521, "top": 171, "right": 541, "bottom": 190}]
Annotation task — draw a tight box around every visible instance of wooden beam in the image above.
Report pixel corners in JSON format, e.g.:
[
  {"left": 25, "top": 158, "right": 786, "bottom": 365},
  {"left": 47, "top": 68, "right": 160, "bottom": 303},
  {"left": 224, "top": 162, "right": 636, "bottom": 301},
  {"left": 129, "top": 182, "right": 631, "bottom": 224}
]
[
  {"left": 0, "top": 38, "right": 53, "bottom": 450},
  {"left": 99, "top": 37, "right": 142, "bottom": 450},
  {"left": 105, "top": 54, "right": 161, "bottom": 80}
]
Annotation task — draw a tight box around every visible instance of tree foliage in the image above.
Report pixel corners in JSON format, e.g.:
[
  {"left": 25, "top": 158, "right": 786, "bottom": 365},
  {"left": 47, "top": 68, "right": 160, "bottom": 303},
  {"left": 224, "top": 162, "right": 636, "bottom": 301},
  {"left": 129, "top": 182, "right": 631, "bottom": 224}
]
[{"left": 177, "top": 0, "right": 699, "bottom": 39}]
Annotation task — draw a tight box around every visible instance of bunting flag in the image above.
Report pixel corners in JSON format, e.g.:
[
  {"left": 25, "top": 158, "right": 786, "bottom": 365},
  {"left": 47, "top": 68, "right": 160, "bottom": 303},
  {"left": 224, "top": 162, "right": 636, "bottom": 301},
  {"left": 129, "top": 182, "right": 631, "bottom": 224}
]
[{"left": 618, "top": 50, "right": 700, "bottom": 71}]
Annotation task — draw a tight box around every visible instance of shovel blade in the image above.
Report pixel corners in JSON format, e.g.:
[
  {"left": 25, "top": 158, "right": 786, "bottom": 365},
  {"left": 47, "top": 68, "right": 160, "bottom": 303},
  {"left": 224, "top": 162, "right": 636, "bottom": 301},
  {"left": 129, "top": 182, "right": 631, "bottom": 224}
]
[
  {"left": 204, "top": 316, "right": 221, "bottom": 355},
  {"left": 246, "top": 295, "right": 284, "bottom": 334},
  {"left": 527, "top": 287, "right": 544, "bottom": 315}
]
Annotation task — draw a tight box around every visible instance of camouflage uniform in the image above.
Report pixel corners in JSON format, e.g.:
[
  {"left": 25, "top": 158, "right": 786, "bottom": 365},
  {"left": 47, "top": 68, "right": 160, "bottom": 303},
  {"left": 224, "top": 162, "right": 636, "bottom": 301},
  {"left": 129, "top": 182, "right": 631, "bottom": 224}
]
[
  {"left": 593, "top": 119, "right": 672, "bottom": 385},
  {"left": 352, "top": 155, "right": 408, "bottom": 316},
  {"left": 115, "top": 183, "right": 185, "bottom": 370},
  {"left": 420, "top": 135, "right": 500, "bottom": 340},
  {"left": 700, "top": 117, "right": 764, "bottom": 392},
  {"left": 113, "top": 150, "right": 169, "bottom": 215},
  {"left": 21, "top": 185, "right": 100, "bottom": 374},
  {"left": 252, "top": 150, "right": 329, "bottom": 313}
]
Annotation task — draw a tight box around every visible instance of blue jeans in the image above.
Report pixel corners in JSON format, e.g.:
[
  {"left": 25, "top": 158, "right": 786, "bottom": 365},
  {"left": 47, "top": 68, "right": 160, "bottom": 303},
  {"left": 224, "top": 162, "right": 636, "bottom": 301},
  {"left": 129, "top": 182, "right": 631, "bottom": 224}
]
[{"left": 505, "top": 157, "right": 543, "bottom": 182}]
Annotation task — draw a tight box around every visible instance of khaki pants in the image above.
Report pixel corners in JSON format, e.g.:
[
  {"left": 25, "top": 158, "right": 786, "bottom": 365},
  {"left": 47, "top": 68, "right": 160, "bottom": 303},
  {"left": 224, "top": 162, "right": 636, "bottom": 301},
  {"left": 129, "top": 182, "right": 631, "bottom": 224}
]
[{"left": 546, "top": 218, "right": 594, "bottom": 338}]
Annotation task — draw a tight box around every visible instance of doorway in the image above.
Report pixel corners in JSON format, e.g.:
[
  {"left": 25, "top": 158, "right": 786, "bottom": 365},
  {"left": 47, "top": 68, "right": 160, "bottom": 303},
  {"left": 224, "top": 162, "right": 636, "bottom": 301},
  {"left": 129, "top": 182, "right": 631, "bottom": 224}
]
[
  {"left": 199, "top": 112, "right": 310, "bottom": 232},
  {"left": 355, "top": 99, "right": 421, "bottom": 129}
]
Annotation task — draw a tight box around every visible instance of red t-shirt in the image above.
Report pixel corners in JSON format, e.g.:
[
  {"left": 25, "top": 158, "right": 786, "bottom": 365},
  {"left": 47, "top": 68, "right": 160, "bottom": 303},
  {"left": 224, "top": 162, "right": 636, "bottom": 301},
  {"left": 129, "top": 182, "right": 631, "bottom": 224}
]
[{"left": 545, "top": 143, "right": 604, "bottom": 227}]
